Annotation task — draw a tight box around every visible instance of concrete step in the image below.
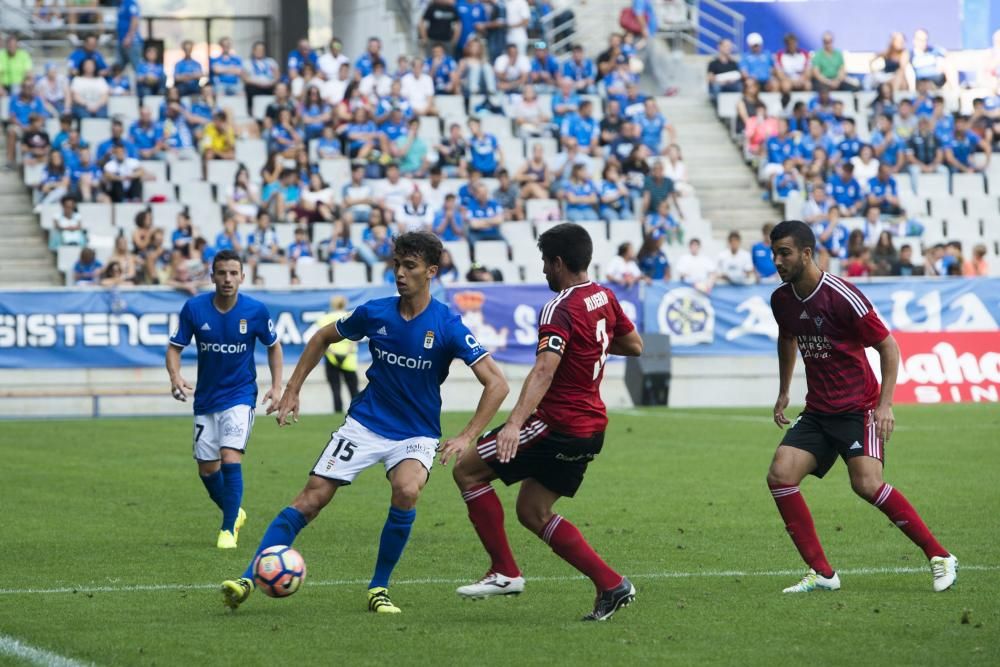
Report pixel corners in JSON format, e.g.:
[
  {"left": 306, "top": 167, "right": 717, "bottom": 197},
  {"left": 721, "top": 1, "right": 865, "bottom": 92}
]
[
  {"left": 0, "top": 269, "right": 62, "bottom": 286},
  {"left": 0, "top": 247, "right": 52, "bottom": 261}
]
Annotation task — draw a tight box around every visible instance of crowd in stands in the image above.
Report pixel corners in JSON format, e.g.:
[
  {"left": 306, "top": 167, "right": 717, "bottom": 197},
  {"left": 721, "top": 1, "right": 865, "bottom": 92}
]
[{"left": 709, "top": 27, "right": 998, "bottom": 280}]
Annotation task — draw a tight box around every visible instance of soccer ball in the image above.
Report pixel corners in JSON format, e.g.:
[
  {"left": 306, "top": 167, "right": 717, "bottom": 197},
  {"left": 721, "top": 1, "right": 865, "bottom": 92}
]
[{"left": 253, "top": 545, "right": 306, "bottom": 598}]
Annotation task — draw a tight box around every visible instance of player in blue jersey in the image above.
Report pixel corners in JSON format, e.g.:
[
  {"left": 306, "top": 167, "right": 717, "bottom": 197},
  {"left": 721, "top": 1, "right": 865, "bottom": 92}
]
[
  {"left": 221, "top": 232, "right": 509, "bottom": 614},
  {"left": 166, "top": 249, "right": 284, "bottom": 550}
]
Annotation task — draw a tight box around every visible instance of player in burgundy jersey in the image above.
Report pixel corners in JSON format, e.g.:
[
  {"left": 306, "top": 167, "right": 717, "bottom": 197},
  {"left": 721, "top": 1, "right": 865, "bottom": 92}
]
[
  {"left": 767, "top": 220, "right": 957, "bottom": 593},
  {"left": 447, "top": 223, "right": 644, "bottom": 621}
]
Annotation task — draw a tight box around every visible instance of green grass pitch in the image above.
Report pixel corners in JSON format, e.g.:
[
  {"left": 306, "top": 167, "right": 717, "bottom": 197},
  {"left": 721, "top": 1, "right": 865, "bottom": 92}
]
[{"left": 1, "top": 404, "right": 998, "bottom": 666}]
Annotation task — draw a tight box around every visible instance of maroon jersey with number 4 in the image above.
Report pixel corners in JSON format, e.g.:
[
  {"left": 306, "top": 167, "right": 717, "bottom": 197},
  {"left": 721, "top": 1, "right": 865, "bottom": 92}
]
[
  {"left": 770, "top": 272, "right": 890, "bottom": 413},
  {"left": 535, "top": 281, "right": 635, "bottom": 436}
]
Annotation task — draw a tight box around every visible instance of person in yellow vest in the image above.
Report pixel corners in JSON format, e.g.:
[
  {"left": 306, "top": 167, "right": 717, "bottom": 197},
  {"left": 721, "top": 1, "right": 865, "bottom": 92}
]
[{"left": 316, "top": 295, "right": 359, "bottom": 413}]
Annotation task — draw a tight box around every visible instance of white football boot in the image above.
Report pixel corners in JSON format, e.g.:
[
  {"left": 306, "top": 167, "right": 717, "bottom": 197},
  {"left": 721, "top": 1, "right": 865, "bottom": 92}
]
[
  {"left": 456, "top": 572, "right": 526, "bottom": 599},
  {"left": 930, "top": 554, "right": 958, "bottom": 592},
  {"left": 782, "top": 569, "right": 841, "bottom": 593}
]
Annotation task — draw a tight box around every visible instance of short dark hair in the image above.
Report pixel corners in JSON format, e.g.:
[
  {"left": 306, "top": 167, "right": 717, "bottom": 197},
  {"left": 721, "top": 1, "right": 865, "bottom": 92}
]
[
  {"left": 537, "top": 222, "right": 592, "bottom": 273},
  {"left": 394, "top": 231, "right": 442, "bottom": 267},
  {"left": 212, "top": 249, "right": 243, "bottom": 272},
  {"left": 770, "top": 220, "right": 816, "bottom": 251}
]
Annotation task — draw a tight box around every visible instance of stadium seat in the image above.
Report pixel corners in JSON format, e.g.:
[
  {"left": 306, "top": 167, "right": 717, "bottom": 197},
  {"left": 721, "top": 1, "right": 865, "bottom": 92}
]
[
  {"left": 526, "top": 137, "right": 558, "bottom": 162},
  {"left": 113, "top": 202, "right": 147, "bottom": 228},
  {"left": 0, "top": 96, "right": 7, "bottom": 121},
  {"left": 140, "top": 160, "right": 167, "bottom": 182},
  {"left": 235, "top": 139, "right": 268, "bottom": 178},
  {"left": 608, "top": 221, "right": 642, "bottom": 249},
  {"left": 785, "top": 91, "right": 815, "bottom": 114},
  {"left": 784, "top": 191, "right": 805, "bottom": 220},
  {"left": 951, "top": 173, "right": 985, "bottom": 198},
  {"left": 944, "top": 217, "right": 981, "bottom": 240},
  {"left": 758, "top": 92, "right": 784, "bottom": 118},
  {"left": 178, "top": 181, "right": 215, "bottom": 208},
  {"left": 715, "top": 92, "right": 740, "bottom": 120},
  {"left": 914, "top": 172, "right": 949, "bottom": 198},
  {"left": 443, "top": 241, "right": 471, "bottom": 271},
  {"left": 332, "top": 262, "right": 370, "bottom": 287},
  {"left": 141, "top": 95, "right": 164, "bottom": 113},
  {"left": 57, "top": 245, "right": 81, "bottom": 280},
  {"left": 525, "top": 198, "right": 561, "bottom": 222},
  {"left": 493, "top": 261, "right": 522, "bottom": 283},
  {"left": 436, "top": 96, "right": 465, "bottom": 119},
  {"left": 143, "top": 181, "right": 176, "bottom": 202},
  {"left": 501, "top": 138, "right": 525, "bottom": 173},
  {"left": 274, "top": 223, "right": 297, "bottom": 248},
  {"left": 81, "top": 118, "right": 111, "bottom": 147},
  {"left": 473, "top": 240, "right": 508, "bottom": 266},
  {"left": 480, "top": 114, "right": 513, "bottom": 139},
  {"left": 23, "top": 163, "right": 44, "bottom": 187},
  {"left": 521, "top": 258, "right": 545, "bottom": 283},
  {"left": 37, "top": 204, "right": 60, "bottom": 230},
  {"left": 295, "top": 261, "right": 332, "bottom": 286},
  {"left": 251, "top": 95, "right": 275, "bottom": 121},
  {"left": 918, "top": 218, "right": 947, "bottom": 246},
  {"left": 256, "top": 263, "right": 291, "bottom": 287},
  {"left": 151, "top": 203, "right": 184, "bottom": 230},
  {"left": 108, "top": 96, "right": 140, "bottom": 123},
  {"left": 349, "top": 222, "right": 367, "bottom": 246},
  {"left": 855, "top": 90, "right": 877, "bottom": 115},
  {"left": 218, "top": 95, "right": 248, "bottom": 120},
  {"left": 829, "top": 91, "right": 856, "bottom": 113},
  {"left": 417, "top": 115, "right": 442, "bottom": 144},
  {"left": 928, "top": 196, "right": 962, "bottom": 220},
  {"left": 78, "top": 203, "right": 113, "bottom": 230},
  {"left": 500, "top": 221, "right": 535, "bottom": 256},
  {"left": 206, "top": 160, "right": 239, "bottom": 190},
  {"left": 311, "top": 222, "right": 335, "bottom": 246},
  {"left": 168, "top": 159, "right": 203, "bottom": 184},
  {"left": 966, "top": 196, "right": 998, "bottom": 222},
  {"left": 319, "top": 159, "right": 351, "bottom": 186},
  {"left": 188, "top": 203, "right": 224, "bottom": 240},
  {"left": 960, "top": 88, "right": 991, "bottom": 114}
]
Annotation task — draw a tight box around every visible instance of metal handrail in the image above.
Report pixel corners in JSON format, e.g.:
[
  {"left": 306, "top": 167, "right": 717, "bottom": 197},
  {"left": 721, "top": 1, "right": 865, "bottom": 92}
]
[{"left": 540, "top": 10, "right": 576, "bottom": 55}]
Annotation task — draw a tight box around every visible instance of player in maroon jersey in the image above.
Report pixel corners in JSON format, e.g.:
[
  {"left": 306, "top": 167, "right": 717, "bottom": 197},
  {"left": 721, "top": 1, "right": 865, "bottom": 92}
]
[
  {"left": 446, "top": 222, "right": 644, "bottom": 621},
  {"left": 767, "top": 220, "right": 957, "bottom": 593}
]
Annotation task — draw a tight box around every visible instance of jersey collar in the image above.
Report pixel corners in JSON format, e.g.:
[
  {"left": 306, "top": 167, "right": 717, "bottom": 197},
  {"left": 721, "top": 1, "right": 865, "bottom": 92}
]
[{"left": 791, "top": 272, "right": 826, "bottom": 302}]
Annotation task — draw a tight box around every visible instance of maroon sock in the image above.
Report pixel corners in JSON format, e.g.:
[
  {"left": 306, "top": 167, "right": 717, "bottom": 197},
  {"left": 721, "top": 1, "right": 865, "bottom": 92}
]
[
  {"left": 541, "top": 515, "right": 623, "bottom": 592},
  {"left": 769, "top": 483, "right": 835, "bottom": 578},
  {"left": 870, "top": 483, "right": 949, "bottom": 559},
  {"left": 461, "top": 484, "right": 520, "bottom": 577}
]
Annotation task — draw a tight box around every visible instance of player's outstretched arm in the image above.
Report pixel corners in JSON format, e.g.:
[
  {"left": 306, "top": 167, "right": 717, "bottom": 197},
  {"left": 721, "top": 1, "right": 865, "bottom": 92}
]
[
  {"left": 494, "top": 351, "right": 562, "bottom": 463},
  {"left": 165, "top": 344, "right": 192, "bottom": 401},
  {"left": 262, "top": 340, "right": 284, "bottom": 409},
  {"left": 608, "top": 329, "right": 644, "bottom": 357},
  {"left": 872, "top": 334, "right": 899, "bottom": 443},
  {"left": 269, "top": 323, "right": 345, "bottom": 426},
  {"left": 439, "top": 355, "right": 509, "bottom": 465},
  {"left": 774, "top": 333, "right": 797, "bottom": 428}
]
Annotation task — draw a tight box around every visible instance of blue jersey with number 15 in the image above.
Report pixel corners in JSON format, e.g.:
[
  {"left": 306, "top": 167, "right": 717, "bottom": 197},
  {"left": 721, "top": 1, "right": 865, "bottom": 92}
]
[
  {"left": 169, "top": 293, "right": 278, "bottom": 415},
  {"left": 336, "top": 296, "right": 489, "bottom": 440}
]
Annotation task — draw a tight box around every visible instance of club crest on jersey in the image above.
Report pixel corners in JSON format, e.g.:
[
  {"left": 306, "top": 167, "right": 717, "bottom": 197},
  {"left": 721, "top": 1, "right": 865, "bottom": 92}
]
[
  {"left": 424, "top": 330, "right": 435, "bottom": 349},
  {"left": 813, "top": 316, "right": 824, "bottom": 330},
  {"left": 239, "top": 319, "right": 247, "bottom": 334}
]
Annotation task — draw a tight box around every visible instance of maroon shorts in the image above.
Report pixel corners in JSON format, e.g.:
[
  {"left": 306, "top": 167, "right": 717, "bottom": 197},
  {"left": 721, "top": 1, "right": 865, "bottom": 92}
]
[{"left": 476, "top": 413, "right": 604, "bottom": 497}]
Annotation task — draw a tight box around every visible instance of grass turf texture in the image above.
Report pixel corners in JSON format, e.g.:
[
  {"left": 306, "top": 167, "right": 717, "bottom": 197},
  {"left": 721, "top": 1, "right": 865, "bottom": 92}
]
[{"left": 1, "top": 405, "right": 997, "bottom": 666}]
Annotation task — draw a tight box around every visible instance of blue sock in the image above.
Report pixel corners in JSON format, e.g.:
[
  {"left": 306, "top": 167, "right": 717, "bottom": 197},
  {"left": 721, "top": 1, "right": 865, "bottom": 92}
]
[
  {"left": 369, "top": 506, "right": 416, "bottom": 590},
  {"left": 242, "top": 506, "right": 308, "bottom": 581},
  {"left": 199, "top": 470, "right": 225, "bottom": 510},
  {"left": 220, "top": 462, "right": 243, "bottom": 532}
]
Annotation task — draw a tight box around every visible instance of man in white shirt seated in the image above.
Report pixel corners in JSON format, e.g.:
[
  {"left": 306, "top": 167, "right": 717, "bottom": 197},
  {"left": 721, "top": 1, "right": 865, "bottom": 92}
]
[
  {"left": 395, "top": 188, "right": 434, "bottom": 233},
  {"left": 401, "top": 58, "right": 437, "bottom": 116},
  {"left": 494, "top": 43, "right": 531, "bottom": 95},
  {"left": 717, "top": 230, "right": 755, "bottom": 285},
  {"left": 317, "top": 37, "right": 350, "bottom": 80},
  {"left": 675, "top": 238, "right": 717, "bottom": 293},
  {"left": 102, "top": 142, "right": 145, "bottom": 202},
  {"left": 375, "top": 163, "right": 415, "bottom": 223},
  {"left": 322, "top": 62, "right": 352, "bottom": 106}
]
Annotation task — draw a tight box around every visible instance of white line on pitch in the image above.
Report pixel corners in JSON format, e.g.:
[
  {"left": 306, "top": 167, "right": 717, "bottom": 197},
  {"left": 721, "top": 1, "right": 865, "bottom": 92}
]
[
  {"left": 0, "top": 634, "right": 93, "bottom": 667},
  {"left": 0, "top": 565, "right": 994, "bottom": 597}
]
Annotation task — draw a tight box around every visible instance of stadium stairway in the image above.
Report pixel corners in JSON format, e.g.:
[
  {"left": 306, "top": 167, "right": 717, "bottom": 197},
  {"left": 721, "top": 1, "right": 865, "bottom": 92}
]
[{"left": 0, "top": 139, "right": 61, "bottom": 286}]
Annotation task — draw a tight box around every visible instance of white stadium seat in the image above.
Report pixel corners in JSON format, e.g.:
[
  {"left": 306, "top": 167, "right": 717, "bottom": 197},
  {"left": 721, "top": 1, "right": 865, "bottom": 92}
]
[
  {"left": 235, "top": 139, "right": 268, "bottom": 178},
  {"left": 444, "top": 241, "right": 471, "bottom": 272},
  {"left": 251, "top": 95, "right": 275, "bottom": 121},
  {"left": 256, "top": 263, "right": 291, "bottom": 287},
  {"left": 944, "top": 217, "right": 981, "bottom": 240},
  {"left": 178, "top": 181, "right": 215, "bottom": 208},
  {"left": 143, "top": 181, "right": 176, "bottom": 202},
  {"left": 108, "top": 96, "right": 140, "bottom": 123},
  {"left": 151, "top": 202, "right": 184, "bottom": 230},
  {"left": 81, "top": 118, "right": 111, "bottom": 147},
  {"left": 319, "top": 159, "right": 351, "bottom": 187},
  {"left": 113, "top": 202, "right": 147, "bottom": 228},
  {"left": 206, "top": 160, "right": 239, "bottom": 190},
  {"left": 295, "top": 261, "right": 332, "bottom": 286},
  {"left": 140, "top": 160, "right": 167, "bottom": 182},
  {"left": 951, "top": 173, "right": 985, "bottom": 198},
  {"left": 715, "top": 92, "right": 740, "bottom": 119},
  {"left": 473, "top": 240, "right": 508, "bottom": 266},
  {"left": 525, "top": 198, "right": 561, "bottom": 222},
  {"left": 332, "top": 261, "right": 370, "bottom": 287},
  {"left": 914, "top": 172, "right": 949, "bottom": 198}
]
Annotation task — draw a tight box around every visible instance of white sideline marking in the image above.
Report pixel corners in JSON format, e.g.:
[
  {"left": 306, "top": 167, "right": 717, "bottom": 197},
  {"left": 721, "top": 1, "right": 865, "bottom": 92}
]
[
  {"left": 0, "top": 565, "right": 993, "bottom": 596},
  {"left": 0, "top": 634, "right": 93, "bottom": 667}
]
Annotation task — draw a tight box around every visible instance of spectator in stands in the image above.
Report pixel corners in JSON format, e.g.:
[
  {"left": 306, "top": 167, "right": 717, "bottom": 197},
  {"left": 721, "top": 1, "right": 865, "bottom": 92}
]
[
  {"left": 467, "top": 116, "right": 503, "bottom": 176},
  {"left": 844, "top": 245, "right": 874, "bottom": 278},
  {"left": 107, "top": 63, "right": 132, "bottom": 97},
  {"left": 508, "top": 84, "right": 549, "bottom": 138},
  {"left": 493, "top": 168, "right": 523, "bottom": 220},
  {"left": 70, "top": 58, "right": 109, "bottom": 119},
  {"left": 402, "top": 58, "right": 437, "bottom": 116},
  {"left": 893, "top": 99, "right": 918, "bottom": 141},
  {"left": 53, "top": 195, "right": 86, "bottom": 247},
  {"left": 286, "top": 226, "right": 315, "bottom": 268},
  {"left": 433, "top": 248, "right": 459, "bottom": 283},
  {"left": 295, "top": 173, "right": 336, "bottom": 226},
  {"left": 774, "top": 33, "right": 812, "bottom": 99},
  {"left": 299, "top": 87, "right": 333, "bottom": 141},
  {"left": 494, "top": 43, "right": 531, "bottom": 95},
  {"left": 427, "top": 42, "right": 459, "bottom": 95},
  {"left": 420, "top": 0, "right": 461, "bottom": 56},
  {"left": 37, "top": 147, "right": 71, "bottom": 205},
  {"left": 706, "top": 38, "right": 742, "bottom": 100},
  {"left": 561, "top": 163, "right": 599, "bottom": 222},
  {"left": 434, "top": 193, "right": 466, "bottom": 241},
  {"left": 870, "top": 113, "right": 906, "bottom": 174},
  {"left": 890, "top": 243, "right": 919, "bottom": 276},
  {"left": 868, "top": 83, "right": 897, "bottom": 122},
  {"left": 598, "top": 162, "right": 631, "bottom": 221},
  {"left": 129, "top": 108, "right": 165, "bottom": 161},
  {"left": 458, "top": 37, "right": 501, "bottom": 113},
  {"left": 68, "top": 34, "right": 108, "bottom": 77},
  {"left": 465, "top": 262, "right": 500, "bottom": 282},
  {"left": 644, "top": 196, "right": 681, "bottom": 245},
  {"left": 162, "top": 102, "right": 198, "bottom": 161},
  {"left": 51, "top": 114, "right": 74, "bottom": 151},
  {"left": 744, "top": 104, "right": 777, "bottom": 159},
  {"left": 0, "top": 35, "right": 32, "bottom": 96},
  {"left": 174, "top": 41, "right": 204, "bottom": 98},
  {"left": 637, "top": 233, "right": 670, "bottom": 281},
  {"left": 480, "top": 0, "right": 509, "bottom": 62},
  {"left": 345, "top": 107, "right": 383, "bottom": 162},
  {"left": 36, "top": 64, "right": 70, "bottom": 116},
  {"left": 215, "top": 214, "right": 244, "bottom": 255},
  {"left": 261, "top": 81, "right": 295, "bottom": 129},
  {"left": 717, "top": 231, "right": 754, "bottom": 285},
  {"left": 102, "top": 143, "right": 143, "bottom": 202},
  {"left": 514, "top": 141, "right": 551, "bottom": 200},
  {"left": 136, "top": 46, "right": 166, "bottom": 99},
  {"left": 598, "top": 98, "right": 624, "bottom": 148},
  {"left": 659, "top": 143, "right": 693, "bottom": 197},
  {"left": 73, "top": 247, "right": 103, "bottom": 285},
  {"left": 20, "top": 113, "right": 51, "bottom": 168},
  {"left": 870, "top": 32, "right": 908, "bottom": 92},
  {"left": 832, "top": 118, "right": 863, "bottom": 165},
  {"left": 801, "top": 180, "right": 831, "bottom": 226},
  {"left": 910, "top": 29, "right": 949, "bottom": 88},
  {"left": 393, "top": 117, "right": 431, "bottom": 177},
  {"left": 210, "top": 37, "right": 243, "bottom": 96},
  {"left": 396, "top": 187, "right": 434, "bottom": 233},
  {"left": 850, "top": 143, "right": 879, "bottom": 186},
  {"left": 635, "top": 97, "right": 676, "bottom": 156},
  {"left": 241, "top": 41, "right": 280, "bottom": 117},
  {"left": 141, "top": 230, "right": 172, "bottom": 285},
  {"left": 550, "top": 134, "right": 593, "bottom": 186},
  {"left": 811, "top": 31, "right": 858, "bottom": 92},
  {"left": 817, "top": 206, "right": 849, "bottom": 267},
  {"left": 971, "top": 244, "right": 989, "bottom": 277},
  {"left": 826, "top": 162, "right": 864, "bottom": 216},
  {"left": 871, "top": 230, "right": 897, "bottom": 276},
  {"left": 860, "top": 204, "right": 889, "bottom": 246},
  {"left": 528, "top": 41, "right": 559, "bottom": 94},
  {"left": 906, "top": 116, "right": 948, "bottom": 184},
  {"left": 265, "top": 107, "right": 302, "bottom": 159},
  {"left": 376, "top": 163, "right": 415, "bottom": 221},
  {"left": 116, "top": 0, "right": 143, "bottom": 71},
  {"left": 109, "top": 235, "right": 139, "bottom": 283},
  {"left": 465, "top": 182, "right": 506, "bottom": 245},
  {"left": 734, "top": 77, "right": 762, "bottom": 135},
  {"left": 561, "top": 99, "right": 600, "bottom": 156},
  {"left": 94, "top": 119, "right": 131, "bottom": 163},
  {"left": 202, "top": 110, "right": 237, "bottom": 170},
  {"left": 945, "top": 116, "right": 990, "bottom": 173},
  {"left": 288, "top": 37, "right": 319, "bottom": 78},
  {"left": 596, "top": 33, "right": 624, "bottom": 83},
  {"left": 359, "top": 59, "right": 392, "bottom": 100},
  {"left": 676, "top": 238, "right": 716, "bottom": 293},
  {"left": 741, "top": 33, "right": 775, "bottom": 92},
  {"left": 246, "top": 210, "right": 283, "bottom": 268},
  {"left": 171, "top": 210, "right": 194, "bottom": 252},
  {"left": 321, "top": 62, "right": 352, "bottom": 108},
  {"left": 342, "top": 163, "right": 375, "bottom": 222},
  {"left": 751, "top": 223, "right": 778, "bottom": 282},
  {"left": 773, "top": 158, "right": 801, "bottom": 201},
  {"left": 131, "top": 208, "right": 154, "bottom": 254},
  {"left": 761, "top": 117, "right": 794, "bottom": 185},
  {"left": 867, "top": 162, "right": 903, "bottom": 215},
  {"left": 562, "top": 44, "right": 596, "bottom": 94},
  {"left": 606, "top": 241, "right": 646, "bottom": 287}
]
